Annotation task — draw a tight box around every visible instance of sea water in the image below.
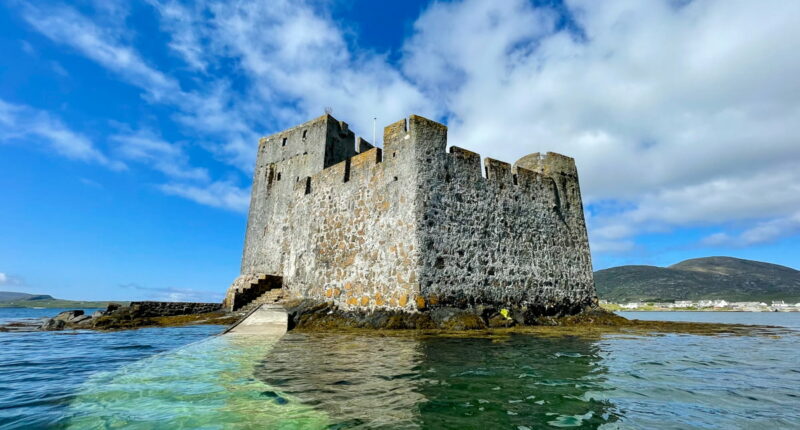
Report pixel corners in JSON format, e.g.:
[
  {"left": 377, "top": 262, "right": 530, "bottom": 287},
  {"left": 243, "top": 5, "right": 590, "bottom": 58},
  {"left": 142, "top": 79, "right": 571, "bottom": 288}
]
[{"left": 0, "top": 309, "right": 798, "bottom": 429}]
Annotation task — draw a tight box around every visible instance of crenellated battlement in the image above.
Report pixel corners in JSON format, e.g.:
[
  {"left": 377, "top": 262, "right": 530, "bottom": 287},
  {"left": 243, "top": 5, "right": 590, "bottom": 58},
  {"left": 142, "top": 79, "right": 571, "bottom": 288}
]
[
  {"left": 515, "top": 152, "right": 578, "bottom": 178},
  {"left": 233, "top": 113, "right": 595, "bottom": 317},
  {"left": 276, "top": 115, "right": 575, "bottom": 206}
]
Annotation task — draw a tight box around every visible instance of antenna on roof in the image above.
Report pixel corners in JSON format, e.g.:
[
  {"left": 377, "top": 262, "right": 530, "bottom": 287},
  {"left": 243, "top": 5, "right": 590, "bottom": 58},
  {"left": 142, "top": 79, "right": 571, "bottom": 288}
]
[{"left": 324, "top": 106, "right": 333, "bottom": 115}]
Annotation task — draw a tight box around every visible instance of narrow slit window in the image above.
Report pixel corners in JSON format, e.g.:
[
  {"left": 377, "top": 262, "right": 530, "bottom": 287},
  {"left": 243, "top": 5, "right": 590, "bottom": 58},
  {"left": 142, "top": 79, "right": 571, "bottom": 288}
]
[
  {"left": 282, "top": 137, "right": 287, "bottom": 146},
  {"left": 302, "top": 130, "right": 308, "bottom": 139},
  {"left": 343, "top": 159, "right": 351, "bottom": 183}
]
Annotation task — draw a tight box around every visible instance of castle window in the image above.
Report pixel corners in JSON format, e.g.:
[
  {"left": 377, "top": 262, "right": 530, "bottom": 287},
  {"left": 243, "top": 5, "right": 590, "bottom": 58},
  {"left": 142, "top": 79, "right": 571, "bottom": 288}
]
[
  {"left": 302, "top": 130, "right": 308, "bottom": 139},
  {"left": 277, "top": 172, "right": 282, "bottom": 181},
  {"left": 343, "top": 159, "right": 351, "bottom": 183},
  {"left": 282, "top": 137, "right": 287, "bottom": 146}
]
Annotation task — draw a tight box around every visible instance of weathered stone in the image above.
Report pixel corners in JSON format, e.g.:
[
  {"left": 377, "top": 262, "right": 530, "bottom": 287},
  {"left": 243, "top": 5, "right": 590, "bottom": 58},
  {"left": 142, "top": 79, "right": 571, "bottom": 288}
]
[
  {"left": 71, "top": 315, "right": 92, "bottom": 325},
  {"left": 54, "top": 310, "right": 83, "bottom": 322},
  {"left": 116, "top": 301, "right": 222, "bottom": 318},
  {"left": 227, "top": 114, "right": 597, "bottom": 320},
  {"left": 40, "top": 318, "right": 66, "bottom": 331}
]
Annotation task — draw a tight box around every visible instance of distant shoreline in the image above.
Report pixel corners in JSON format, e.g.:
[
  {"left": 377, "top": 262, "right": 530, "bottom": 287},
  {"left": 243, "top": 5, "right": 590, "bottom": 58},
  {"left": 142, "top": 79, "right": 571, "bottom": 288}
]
[
  {"left": 616, "top": 309, "right": 797, "bottom": 313},
  {"left": 0, "top": 300, "right": 129, "bottom": 309},
  {"left": 604, "top": 304, "right": 798, "bottom": 313}
]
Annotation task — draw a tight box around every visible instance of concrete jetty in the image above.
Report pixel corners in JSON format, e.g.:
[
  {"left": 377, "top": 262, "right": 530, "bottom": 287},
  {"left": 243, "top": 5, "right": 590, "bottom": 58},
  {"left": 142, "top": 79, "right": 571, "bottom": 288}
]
[{"left": 224, "top": 304, "right": 288, "bottom": 335}]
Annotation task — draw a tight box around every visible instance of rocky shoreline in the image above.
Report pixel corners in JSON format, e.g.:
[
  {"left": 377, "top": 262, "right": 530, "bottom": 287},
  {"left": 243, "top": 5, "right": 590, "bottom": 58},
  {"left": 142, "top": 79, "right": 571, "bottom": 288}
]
[
  {"left": 1, "top": 299, "right": 786, "bottom": 337},
  {"left": 6, "top": 301, "right": 237, "bottom": 332},
  {"left": 283, "top": 299, "right": 601, "bottom": 331}
]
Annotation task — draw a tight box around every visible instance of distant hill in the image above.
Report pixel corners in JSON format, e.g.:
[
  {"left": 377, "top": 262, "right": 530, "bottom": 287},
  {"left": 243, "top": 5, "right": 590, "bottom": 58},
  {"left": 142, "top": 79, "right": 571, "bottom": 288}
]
[
  {"left": 594, "top": 257, "right": 800, "bottom": 303},
  {"left": 0, "top": 291, "right": 127, "bottom": 309},
  {"left": 0, "top": 292, "right": 54, "bottom": 301}
]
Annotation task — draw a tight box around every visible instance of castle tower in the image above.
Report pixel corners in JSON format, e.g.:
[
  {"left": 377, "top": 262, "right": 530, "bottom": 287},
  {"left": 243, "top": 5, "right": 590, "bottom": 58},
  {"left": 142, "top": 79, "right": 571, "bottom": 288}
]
[{"left": 240, "top": 114, "right": 363, "bottom": 275}]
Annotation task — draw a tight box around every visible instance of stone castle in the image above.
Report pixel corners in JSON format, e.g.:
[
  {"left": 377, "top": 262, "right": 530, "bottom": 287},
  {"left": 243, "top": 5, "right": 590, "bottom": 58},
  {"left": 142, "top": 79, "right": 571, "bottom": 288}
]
[{"left": 224, "top": 114, "right": 596, "bottom": 319}]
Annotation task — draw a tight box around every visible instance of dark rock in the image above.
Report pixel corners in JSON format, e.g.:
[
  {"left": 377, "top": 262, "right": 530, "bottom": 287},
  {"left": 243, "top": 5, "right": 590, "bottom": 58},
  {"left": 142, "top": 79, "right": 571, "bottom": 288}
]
[
  {"left": 106, "top": 303, "right": 121, "bottom": 313},
  {"left": 283, "top": 299, "right": 623, "bottom": 331},
  {"left": 71, "top": 315, "right": 92, "bottom": 325},
  {"left": 54, "top": 310, "right": 83, "bottom": 322},
  {"left": 488, "top": 314, "right": 515, "bottom": 328},
  {"left": 40, "top": 318, "right": 66, "bottom": 331}
]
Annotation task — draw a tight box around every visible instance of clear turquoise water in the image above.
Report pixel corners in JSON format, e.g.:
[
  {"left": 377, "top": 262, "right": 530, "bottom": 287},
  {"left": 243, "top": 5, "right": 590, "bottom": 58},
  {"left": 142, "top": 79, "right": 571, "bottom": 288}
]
[{"left": 0, "top": 309, "right": 798, "bottom": 429}]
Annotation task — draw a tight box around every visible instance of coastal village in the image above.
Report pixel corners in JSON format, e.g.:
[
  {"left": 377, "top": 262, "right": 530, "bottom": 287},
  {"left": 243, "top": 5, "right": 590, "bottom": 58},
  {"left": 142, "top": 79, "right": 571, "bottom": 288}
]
[{"left": 602, "top": 300, "right": 800, "bottom": 312}]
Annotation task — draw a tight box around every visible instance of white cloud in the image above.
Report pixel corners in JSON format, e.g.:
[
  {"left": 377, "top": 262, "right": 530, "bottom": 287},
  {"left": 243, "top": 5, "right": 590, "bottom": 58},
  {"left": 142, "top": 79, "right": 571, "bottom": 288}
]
[
  {"left": 702, "top": 211, "right": 800, "bottom": 247},
  {"left": 144, "top": 0, "right": 208, "bottom": 71},
  {"left": 112, "top": 131, "right": 209, "bottom": 181},
  {"left": 160, "top": 180, "right": 250, "bottom": 212},
  {"left": 0, "top": 272, "right": 25, "bottom": 287},
  {"left": 18, "top": 0, "right": 433, "bottom": 210},
  {"left": 120, "top": 283, "right": 222, "bottom": 302},
  {"left": 0, "top": 99, "right": 124, "bottom": 169},
  {"left": 403, "top": 0, "right": 800, "bottom": 249},
  {"left": 19, "top": 3, "right": 179, "bottom": 103},
  {"left": 13, "top": 0, "right": 800, "bottom": 250},
  {"left": 588, "top": 166, "right": 800, "bottom": 249},
  {"left": 19, "top": 1, "right": 259, "bottom": 171},
  {"left": 147, "top": 0, "right": 435, "bottom": 143}
]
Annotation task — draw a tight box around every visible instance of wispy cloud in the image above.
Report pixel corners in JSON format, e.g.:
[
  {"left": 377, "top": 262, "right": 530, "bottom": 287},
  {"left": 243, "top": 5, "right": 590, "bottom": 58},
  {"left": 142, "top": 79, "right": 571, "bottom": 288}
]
[
  {"left": 146, "top": 0, "right": 435, "bottom": 143},
  {"left": 702, "top": 212, "right": 800, "bottom": 247},
  {"left": 19, "top": 3, "right": 179, "bottom": 103},
  {"left": 120, "top": 282, "right": 222, "bottom": 302},
  {"left": 0, "top": 272, "right": 26, "bottom": 287},
  {"left": 0, "top": 99, "right": 124, "bottom": 169},
  {"left": 19, "top": 1, "right": 259, "bottom": 171},
  {"left": 11, "top": 0, "right": 800, "bottom": 253},
  {"left": 112, "top": 130, "right": 209, "bottom": 181},
  {"left": 160, "top": 180, "right": 250, "bottom": 212}
]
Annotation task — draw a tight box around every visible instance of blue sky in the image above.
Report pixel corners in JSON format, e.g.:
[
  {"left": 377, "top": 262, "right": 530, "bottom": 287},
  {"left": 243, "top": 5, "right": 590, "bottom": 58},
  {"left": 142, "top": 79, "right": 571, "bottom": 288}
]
[{"left": 1, "top": 0, "right": 799, "bottom": 301}]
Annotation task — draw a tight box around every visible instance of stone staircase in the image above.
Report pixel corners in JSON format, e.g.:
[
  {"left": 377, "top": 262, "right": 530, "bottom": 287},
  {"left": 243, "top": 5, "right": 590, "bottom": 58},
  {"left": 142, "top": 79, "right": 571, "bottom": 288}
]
[
  {"left": 238, "top": 288, "right": 284, "bottom": 313},
  {"left": 225, "top": 273, "right": 284, "bottom": 311}
]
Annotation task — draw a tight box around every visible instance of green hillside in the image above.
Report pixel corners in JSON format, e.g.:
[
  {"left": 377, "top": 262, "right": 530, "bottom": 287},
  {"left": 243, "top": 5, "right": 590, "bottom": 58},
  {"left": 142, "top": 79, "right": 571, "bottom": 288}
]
[
  {"left": 594, "top": 257, "right": 800, "bottom": 303},
  {"left": 0, "top": 291, "right": 127, "bottom": 308}
]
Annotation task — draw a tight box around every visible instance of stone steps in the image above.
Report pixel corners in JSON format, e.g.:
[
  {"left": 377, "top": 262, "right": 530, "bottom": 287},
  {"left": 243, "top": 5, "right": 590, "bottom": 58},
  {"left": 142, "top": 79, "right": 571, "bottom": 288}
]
[{"left": 239, "top": 289, "right": 284, "bottom": 313}]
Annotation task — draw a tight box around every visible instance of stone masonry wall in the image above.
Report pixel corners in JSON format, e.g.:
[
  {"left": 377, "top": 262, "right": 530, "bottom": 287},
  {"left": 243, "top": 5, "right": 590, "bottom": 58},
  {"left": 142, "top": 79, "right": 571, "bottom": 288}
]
[
  {"left": 280, "top": 134, "right": 422, "bottom": 309},
  {"left": 240, "top": 115, "right": 358, "bottom": 276},
  {"left": 231, "top": 113, "right": 596, "bottom": 316},
  {"left": 127, "top": 301, "right": 222, "bottom": 318},
  {"left": 388, "top": 116, "right": 595, "bottom": 314}
]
